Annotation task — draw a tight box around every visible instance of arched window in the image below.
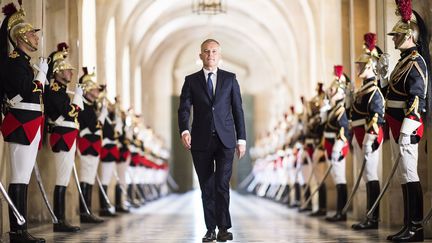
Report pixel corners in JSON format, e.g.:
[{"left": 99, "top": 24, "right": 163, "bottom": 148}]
[
  {"left": 105, "top": 17, "right": 116, "bottom": 101},
  {"left": 81, "top": 0, "right": 96, "bottom": 69},
  {"left": 134, "top": 66, "right": 142, "bottom": 114},
  {"left": 122, "top": 46, "right": 130, "bottom": 109}
]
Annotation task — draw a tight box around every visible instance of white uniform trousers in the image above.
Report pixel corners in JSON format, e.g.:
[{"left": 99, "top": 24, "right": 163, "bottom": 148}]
[
  {"left": 100, "top": 162, "right": 116, "bottom": 186},
  {"left": 331, "top": 157, "right": 347, "bottom": 185},
  {"left": 9, "top": 127, "right": 41, "bottom": 184},
  {"left": 352, "top": 136, "right": 380, "bottom": 182},
  {"left": 389, "top": 128, "right": 419, "bottom": 183},
  {"left": 53, "top": 141, "right": 76, "bottom": 186},
  {"left": 78, "top": 154, "right": 99, "bottom": 185}
]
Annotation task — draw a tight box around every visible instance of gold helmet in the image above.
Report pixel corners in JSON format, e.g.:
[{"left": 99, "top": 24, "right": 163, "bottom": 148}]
[
  {"left": 3, "top": 2, "right": 40, "bottom": 50},
  {"left": 329, "top": 65, "right": 347, "bottom": 92},
  {"left": 52, "top": 43, "right": 74, "bottom": 74},
  {"left": 387, "top": 0, "right": 419, "bottom": 47},
  {"left": 355, "top": 33, "right": 380, "bottom": 72},
  {"left": 79, "top": 67, "right": 99, "bottom": 92}
]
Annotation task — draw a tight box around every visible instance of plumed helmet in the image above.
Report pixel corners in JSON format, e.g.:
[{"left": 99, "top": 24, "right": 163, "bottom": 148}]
[
  {"left": 2, "top": 1, "right": 39, "bottom": 50},
  {"left": 355, "top": 33, "right": 383, "bottom": 72},
  {"left": 79, "top": 67, "right": 99, "bottom": 92},
  {"left": 387, "top": 0, "right": 419, "bottom": 45},
  {"left": 329, "top": 65, "right": 347, "bottom": 91},
  {"left": 51, "top": 43, "right": 73, "bottom": 74}
]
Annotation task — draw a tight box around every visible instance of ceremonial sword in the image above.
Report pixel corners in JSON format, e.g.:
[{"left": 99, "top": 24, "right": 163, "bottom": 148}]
[
  {"left": 366, "top": 153, "right": 401, "bottom": 219},
  {"left": 95, "top": 175, "right": 116, "bottom": 214},
  {"left": 342, "top": 155, "right": 368, "bottom": 214},
  {"left": 0, "top": 181, "right": 25, "bottom": 225},
  {"left": 33, "top": 162, "right": 58, "bottom": 223}
]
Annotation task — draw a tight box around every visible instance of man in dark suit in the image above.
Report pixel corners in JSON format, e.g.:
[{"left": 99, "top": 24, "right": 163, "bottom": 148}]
[{"left": 178, "top": 39, "right": 246, "bottom": 242}]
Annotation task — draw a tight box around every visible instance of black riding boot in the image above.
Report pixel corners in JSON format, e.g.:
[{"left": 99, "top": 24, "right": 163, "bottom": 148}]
[
  {"left": 115, "top": 184, "right": 130, "bottom": 213},
  {"left": 288, "top": 183, "right": 301, "bottom": 208},
  {"left": 352, "top": 181, "right": 380, "bottom": 230},
  {"left": 79, "top": 182, "right": 104, "bottom": 223},
  {"left": 9, "top": 183, "right": 45, "bottom": 243},
  {"left": 326, "top": 184, "right": 347, "bottom": 222},
  {"left": 99, "top": 185, "right": 117, "bottom": 217},
  {"left": 299, "top": 185, "right": 312, "bottom": 212},
  {"left": 392, "top": 182, "right": 424, "bottom": 242},
  {"left": 387, "top": 184, "right": 408, "bottom": 240},
  {"left": 53, "top": 185, "right": 80, "bottom": 232},
  {"left": 310, "top": 183, "right": 327, "bottom": 217}
]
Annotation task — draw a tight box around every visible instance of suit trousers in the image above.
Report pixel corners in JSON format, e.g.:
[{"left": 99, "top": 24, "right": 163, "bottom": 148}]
[{"left": 191, "top": 133, "right": 235, "bottom": 231}]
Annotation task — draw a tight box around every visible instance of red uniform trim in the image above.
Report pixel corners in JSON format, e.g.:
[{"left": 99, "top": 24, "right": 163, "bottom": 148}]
[
  {"left": 1, "top": 114, "right": 43, "bottom": 144},
  {"left": 385, "top": 114, "right": 402, "bottom": 140},
  {"left": 78, "top": 137, "right": 91, "bottom": 153},
  {"left": 50, "top": 130, "right": 78, "bottom": 150},
  {"left": 131, "top": 154, "right": 140, "bottom": 166},
  {"left": 101, "top": 146, "right": 120, "bottom": 161}
]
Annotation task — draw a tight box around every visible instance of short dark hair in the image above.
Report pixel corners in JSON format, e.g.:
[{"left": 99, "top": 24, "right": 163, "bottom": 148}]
[{"left": 200, "top": 39, "right": 220, "bottom": 49}]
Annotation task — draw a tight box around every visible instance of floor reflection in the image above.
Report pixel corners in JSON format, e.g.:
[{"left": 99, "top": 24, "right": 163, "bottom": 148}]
[{"left": 1, "top": 190, "right": 429, "bottom": 242}]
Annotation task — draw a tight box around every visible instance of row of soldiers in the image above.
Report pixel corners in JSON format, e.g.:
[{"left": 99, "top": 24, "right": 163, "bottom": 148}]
[
  {"left": 0, "top": 2, "right": 171, "bottom": 243},
  {"left": 247, "top": 1, "right": 430, "bottom": 242}
]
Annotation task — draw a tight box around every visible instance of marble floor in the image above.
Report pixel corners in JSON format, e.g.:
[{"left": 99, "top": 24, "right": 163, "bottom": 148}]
[{"left": 2, "top": 190, "right": 431, "bottom": 242}]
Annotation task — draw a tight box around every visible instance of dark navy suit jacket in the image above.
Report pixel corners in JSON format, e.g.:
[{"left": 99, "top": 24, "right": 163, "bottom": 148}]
[{"left": 178, "top": 68, "right": 246, "bottom": 151}]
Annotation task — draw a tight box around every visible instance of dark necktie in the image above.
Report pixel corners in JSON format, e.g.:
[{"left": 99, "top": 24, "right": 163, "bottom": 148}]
[{"left": 207, "top": 72, "right": 214, "bottom": 98}]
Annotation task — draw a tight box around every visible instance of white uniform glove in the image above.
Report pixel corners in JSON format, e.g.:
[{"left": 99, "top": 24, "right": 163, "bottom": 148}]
[
  {"left": 331, "top": 139, "right": 345, "bottom": 162},
  {"left": 98, "top": 105, "right": 108, "bottom": 123},
  {"left": 362, "top": 133, "right": 376, "bottom": 154},
  {"left": 34, "top": 58, "right": 49, "bottom": 84},
  {"left": 72, "top": 86, "right": 84, "bottom": 110}
]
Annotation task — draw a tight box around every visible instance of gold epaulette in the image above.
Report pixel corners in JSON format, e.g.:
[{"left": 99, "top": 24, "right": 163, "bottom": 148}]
[
  {"left": 9, "top": 51, "right": 19, "bottom": 58},
  {"left": 51, "top": 82, "right": 61, "bottom": 92}
]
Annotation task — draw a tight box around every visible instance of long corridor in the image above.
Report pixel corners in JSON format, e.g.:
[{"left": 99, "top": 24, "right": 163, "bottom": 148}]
[{"left": 3, "top": 190, "right": 428, "bottom": 243}]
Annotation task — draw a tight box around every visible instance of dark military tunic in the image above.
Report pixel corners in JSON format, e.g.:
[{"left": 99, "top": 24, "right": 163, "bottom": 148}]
[
  {"left": 101, "top": 111, "right": 119, "bottom": 162},
  {"left": 45, "top": 80, "right": 80, "bottom": 152},
  {"left": 130, "top": 134, "right": 141, "bottom": 167},
  {"left": 384, "top": 47, "right": 427, "bottom": 143},
  {"left": 77, "top": 98, "right": 102, "bottom": 156},
  {"left": 323, "top": 100, "right": 350, "bottom": 160},
  {"left": 304, "top": 93, "right": 326, "bottom": 162},
  {"left": 351, "top": 78, "right": 385, "bottom": 149},
  {"left": 1, "top": 48, "right": 44, "bottom": 145},
  {"left": 118, "top": 118, "right": 130, "bottom": 162}
]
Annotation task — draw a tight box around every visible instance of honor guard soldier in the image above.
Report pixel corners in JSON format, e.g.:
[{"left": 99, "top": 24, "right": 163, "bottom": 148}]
[
  {"left": 127, "top": 118, "right": 145, "bottom": 206},
  {"left": 384, "top": 1, "right": 430, "bottom": 241},
  {"left": 304, "top": 83, "right": 331, "bottom": 217},
  {"left": 45, "top": 43, "right": 82, "bottom": 232},
  {"left": 99, "top": 100, "right": 120, "bottom": 216},
  {"left": 350, "top": 33, "right": 385, "bottom": 230},
  {"left": 323, "top": 66, "right": 350, "bottom": 222},
  {"left": 115, "top": 109, "right": 131, "bottom": 213},
  {"left": 0, "top": 2, "right": 47, "bottom": 242},
  {"left": 76, "top": 68, "right": 105, "bottom": 224}
]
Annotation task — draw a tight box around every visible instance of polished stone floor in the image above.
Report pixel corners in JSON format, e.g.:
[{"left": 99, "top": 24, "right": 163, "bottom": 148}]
[{"left": 2, "top": 190, "right": 431, "bottom": 242}]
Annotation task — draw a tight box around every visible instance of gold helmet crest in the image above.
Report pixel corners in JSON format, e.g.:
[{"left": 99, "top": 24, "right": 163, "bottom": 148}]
[{"left": 79, "top": 67, "right": 99, "bottom": 92}]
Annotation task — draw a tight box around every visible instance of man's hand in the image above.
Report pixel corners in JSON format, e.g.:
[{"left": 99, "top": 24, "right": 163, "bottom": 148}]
[
  {"left": 236, "top": 144, "right": 246, "bottom": 159},
  {"left": 181, "top": 133, "right": 191, "bottom": 150}
]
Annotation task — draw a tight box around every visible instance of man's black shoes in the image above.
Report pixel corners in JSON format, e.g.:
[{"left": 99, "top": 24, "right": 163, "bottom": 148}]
[
  {"left": 217, "top": 228, "right": 233, "bottom": 242},
  {"left": 202, "top": 230, "right": 216, "bottom": 242}
]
